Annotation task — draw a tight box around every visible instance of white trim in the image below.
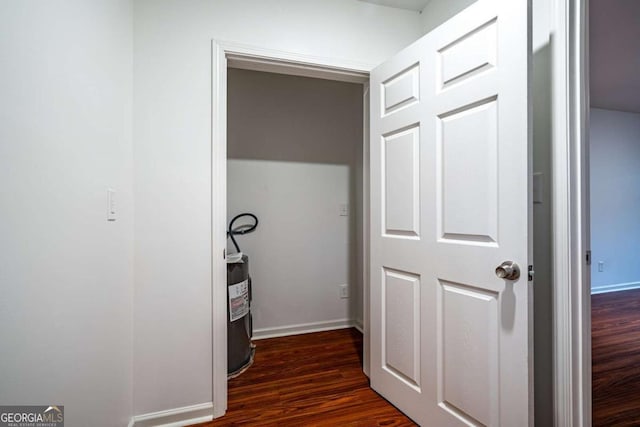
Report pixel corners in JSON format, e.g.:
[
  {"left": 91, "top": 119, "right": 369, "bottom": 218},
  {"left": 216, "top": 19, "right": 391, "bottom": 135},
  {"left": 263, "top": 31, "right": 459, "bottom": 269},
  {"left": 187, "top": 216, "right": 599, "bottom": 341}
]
[
  {"left": 591, "top": 282, "right": 640, "bottom": 295},
  {"left": 211, "top": 40, "right": 372, "bottom": 419},
  {"left": 362, "top": 81, "right": 371, "bottom": 378},
  {"left": 551, "top": 0, "right": 591, "bottom": 425},
  {"left": 211, "top": 41, "right": 228, "bottom": 420},
  {"left": 129, "top": 402, "right": 214, "bottom": 427},
  {"left": 221, "top": 40, "right": 373, "bottom": 83},
  {"left": 253, "top": 319, "right": 356, "bottom": 340},
  {"left": 227, "top": 54, "right": 369, "bottom": 84}
]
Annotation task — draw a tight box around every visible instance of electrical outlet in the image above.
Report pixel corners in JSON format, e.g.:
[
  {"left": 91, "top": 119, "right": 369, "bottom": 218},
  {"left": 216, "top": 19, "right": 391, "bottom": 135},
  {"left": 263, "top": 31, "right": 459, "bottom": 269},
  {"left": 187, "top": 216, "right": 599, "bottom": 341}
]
[
  {"left": 339, "top": 284, "right": 349, "bottom": 299},
  {"left": 598, "top": 261, "right": 604, "bottom": 272}
]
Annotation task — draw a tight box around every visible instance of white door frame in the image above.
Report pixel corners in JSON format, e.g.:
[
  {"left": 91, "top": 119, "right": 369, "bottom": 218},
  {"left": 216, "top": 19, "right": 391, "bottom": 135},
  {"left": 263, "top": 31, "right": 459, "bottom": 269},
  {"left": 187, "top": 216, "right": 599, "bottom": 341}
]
[
  {"left": 211, "top": 40, "right": 373, "bottom": 417},
  {"left": 551, "top": 0, "right": 591, "bottom": 425}
]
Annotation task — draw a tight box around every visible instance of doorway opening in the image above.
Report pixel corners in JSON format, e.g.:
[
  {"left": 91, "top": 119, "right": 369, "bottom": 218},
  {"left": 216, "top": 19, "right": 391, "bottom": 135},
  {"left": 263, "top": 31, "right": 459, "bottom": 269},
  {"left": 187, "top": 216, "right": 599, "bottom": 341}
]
[
  {"left": 588, "top": 0, "right": 640, "bottom": 423},
  {"left": 226, "top": 67, "right": 365, "bottom": 342},
  {"left": 211, "top": 42, "right": 372, "bottom": 417}
]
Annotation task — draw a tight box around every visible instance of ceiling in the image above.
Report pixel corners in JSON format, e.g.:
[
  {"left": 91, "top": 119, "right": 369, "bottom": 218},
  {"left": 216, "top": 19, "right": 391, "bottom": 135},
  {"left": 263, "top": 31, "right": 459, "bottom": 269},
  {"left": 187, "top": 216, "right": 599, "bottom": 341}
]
[
  {"left": 358, "top": 0, "right": 430, "bottom": 12},
  {"left": 590, "top": 0, "right": 640, "bottom": 113}
]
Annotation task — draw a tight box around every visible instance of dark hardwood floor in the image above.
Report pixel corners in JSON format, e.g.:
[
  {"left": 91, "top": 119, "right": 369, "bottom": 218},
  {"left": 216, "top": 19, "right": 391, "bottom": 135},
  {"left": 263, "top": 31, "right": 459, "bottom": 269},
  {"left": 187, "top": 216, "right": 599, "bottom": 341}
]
[
  {"left": 592, "top": 288, "right": 640, "bottom": 426},
  {"left": 193, "top": 328, "right": 416, "bottom": 426}
]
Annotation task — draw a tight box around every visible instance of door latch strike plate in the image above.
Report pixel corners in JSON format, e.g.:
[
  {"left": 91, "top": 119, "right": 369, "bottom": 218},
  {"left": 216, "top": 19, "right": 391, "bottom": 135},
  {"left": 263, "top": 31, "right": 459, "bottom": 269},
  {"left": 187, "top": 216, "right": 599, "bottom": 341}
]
[
  {"left": 586, "top": 250, "right": 591, "bottom": 265},
  {"left": 528, "top": 265, "right": 534, "bottom": 282}
]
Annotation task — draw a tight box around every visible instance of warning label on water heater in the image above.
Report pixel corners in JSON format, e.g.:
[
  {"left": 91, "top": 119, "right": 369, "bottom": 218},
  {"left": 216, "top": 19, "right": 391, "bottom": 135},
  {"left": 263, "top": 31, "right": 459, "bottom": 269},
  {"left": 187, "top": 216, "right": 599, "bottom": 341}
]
[{"left": 229, "top": 279, "right": 249, "bottom": 322}]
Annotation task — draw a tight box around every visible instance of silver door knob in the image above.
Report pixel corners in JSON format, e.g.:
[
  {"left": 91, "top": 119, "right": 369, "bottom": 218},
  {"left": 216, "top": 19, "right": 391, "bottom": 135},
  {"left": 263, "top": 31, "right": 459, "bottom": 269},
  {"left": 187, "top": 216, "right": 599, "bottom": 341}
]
[{"left": 495, "top": 261, "right": 520, "bottom": 280}]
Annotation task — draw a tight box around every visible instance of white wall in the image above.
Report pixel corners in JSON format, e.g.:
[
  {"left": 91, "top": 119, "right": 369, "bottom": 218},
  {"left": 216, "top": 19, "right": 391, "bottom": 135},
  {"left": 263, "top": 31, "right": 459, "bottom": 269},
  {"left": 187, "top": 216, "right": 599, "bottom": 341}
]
[
  {"left": 227, "top": 69, "right": 363, "bottom": 335},
  {"left": 590, "top": 108, "right": 640, "bottom": 292},
  {"left": 0, "top": 1, "right": 134, "bottom": 426},
  {"left": 0, "top": 0, "right": 559, "bottom": 424},
  {"left": 133, "top": 0, "right": 423, "bottom": 416}
]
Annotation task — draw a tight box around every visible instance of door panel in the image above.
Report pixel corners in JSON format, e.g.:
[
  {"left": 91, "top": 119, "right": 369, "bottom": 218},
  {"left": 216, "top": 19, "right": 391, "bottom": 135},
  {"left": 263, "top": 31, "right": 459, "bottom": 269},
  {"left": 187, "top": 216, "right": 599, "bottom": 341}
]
[
  {"left": 439, "top": 280, "right": 499, "bottom": 426},
  {"left": 383, "top": 125, "right": 420, "bottom": 237},
  {"left": 369, "top": 1, "right": 532, "bottom": 426},
  {"left": 382, "top": 64, "right": 420, "bottom": 115},
  {"left": 383, "top": 268, "right": 421, "bottom": 390},
  {"left": 438, "top": 19, "right": 497, "bottom": 89},
  {"left": 438, "top": 98, "right": 498, "bottom": 243}
]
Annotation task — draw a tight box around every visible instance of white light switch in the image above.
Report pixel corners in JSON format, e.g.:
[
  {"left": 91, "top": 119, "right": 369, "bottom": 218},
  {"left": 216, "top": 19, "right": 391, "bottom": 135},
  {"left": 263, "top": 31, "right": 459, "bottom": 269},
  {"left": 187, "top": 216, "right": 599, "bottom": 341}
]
[
  {"left": 339, "top": 284, "right": 349, "bottom": 299},
  {"left": 339, "top": 203, "right": 349, "bottom": 217},
  {"left": 107, "top": 189, "right": 116, "bottom": 221}
]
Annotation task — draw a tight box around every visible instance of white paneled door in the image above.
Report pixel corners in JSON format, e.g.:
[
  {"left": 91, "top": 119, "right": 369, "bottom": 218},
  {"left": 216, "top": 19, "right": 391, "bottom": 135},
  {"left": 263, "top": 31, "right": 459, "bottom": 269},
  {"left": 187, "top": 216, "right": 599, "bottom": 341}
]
[{"left": 369, "top": 0, "right": 532, "bottom": 426}]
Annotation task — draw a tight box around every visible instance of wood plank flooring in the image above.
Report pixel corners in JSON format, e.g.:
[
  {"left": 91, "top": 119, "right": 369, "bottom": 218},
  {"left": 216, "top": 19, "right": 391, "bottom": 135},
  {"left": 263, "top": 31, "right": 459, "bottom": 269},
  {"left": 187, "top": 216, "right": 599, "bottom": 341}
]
[
  {"left": 193, "top": 328, "right": 416, "bottom": 426},
  {"left": 592, "top": 288, "right": 640, "bottom": 426}
]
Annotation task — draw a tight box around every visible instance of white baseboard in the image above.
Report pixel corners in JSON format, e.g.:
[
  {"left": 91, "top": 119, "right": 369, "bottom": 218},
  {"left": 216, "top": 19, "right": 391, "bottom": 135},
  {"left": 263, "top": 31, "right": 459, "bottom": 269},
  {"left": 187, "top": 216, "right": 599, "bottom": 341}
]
[
  {"left": 129, "top": 402, "right": 213, "bottom": 427},
  {"left": 353, "top": 320, "right": 364, "bottom": 333},
  {"left": 252, "top": 319, "right": 356, "bottom": 340},
  {"left": 591, "top": 281, "right": 640, "bottom": 295}
]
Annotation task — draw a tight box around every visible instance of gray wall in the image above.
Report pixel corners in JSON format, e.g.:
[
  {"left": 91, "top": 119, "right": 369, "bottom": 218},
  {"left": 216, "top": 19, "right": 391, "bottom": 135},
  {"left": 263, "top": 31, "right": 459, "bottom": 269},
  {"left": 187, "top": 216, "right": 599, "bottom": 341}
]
[
  {"left": 531, "top": 0, "right": 553, "bottom": 424},
  {"left": 227, "top": 69, "right": 364, "bottom": 334},
  {"left": 590, "top": 108, "right": 640, "bottom": 291}
]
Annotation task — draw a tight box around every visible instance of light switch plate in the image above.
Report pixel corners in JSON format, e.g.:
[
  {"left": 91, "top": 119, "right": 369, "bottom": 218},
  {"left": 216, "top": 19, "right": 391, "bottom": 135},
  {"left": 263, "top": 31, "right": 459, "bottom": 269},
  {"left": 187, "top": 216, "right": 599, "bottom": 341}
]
[
  {"left": 339, "top": 284, "right": 349, "bottom": 299},
  {"left": 107, "top": 189, "right": 116, "bottom": 221}
]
